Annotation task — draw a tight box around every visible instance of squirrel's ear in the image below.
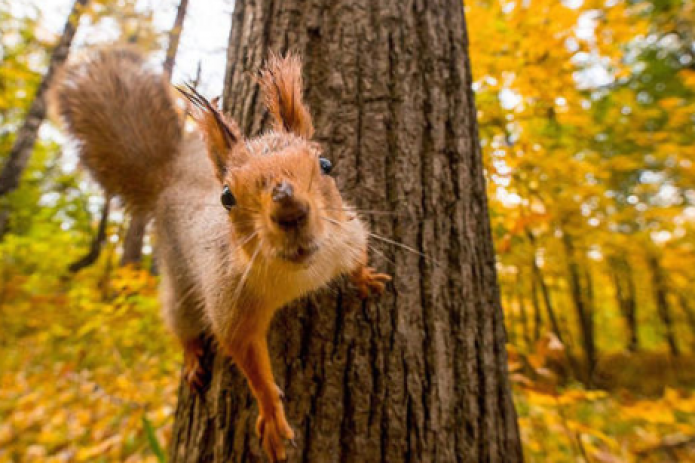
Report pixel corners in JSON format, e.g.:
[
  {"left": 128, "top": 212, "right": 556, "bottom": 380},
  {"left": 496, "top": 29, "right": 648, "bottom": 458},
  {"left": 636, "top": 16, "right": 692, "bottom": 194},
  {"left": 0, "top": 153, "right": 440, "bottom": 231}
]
[
  {"left": 177, "top": 84, "right": 244, "bottom": 181},
  {"left": 259, "top": 53, "right": 314, "bottom": 139}
]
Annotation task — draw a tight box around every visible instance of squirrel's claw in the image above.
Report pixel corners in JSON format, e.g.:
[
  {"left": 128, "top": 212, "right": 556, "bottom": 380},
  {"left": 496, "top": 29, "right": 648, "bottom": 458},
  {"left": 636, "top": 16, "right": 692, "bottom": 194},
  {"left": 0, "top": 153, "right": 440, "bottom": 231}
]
[
  {"left": 256, "top": 403, "right": 294, "bottom": 462},
  {"left": 183, "top": 338, "right": 210, "bottom": 394},
  {"left": 351, "top": 266, "right": 392, "bottom": 299}
]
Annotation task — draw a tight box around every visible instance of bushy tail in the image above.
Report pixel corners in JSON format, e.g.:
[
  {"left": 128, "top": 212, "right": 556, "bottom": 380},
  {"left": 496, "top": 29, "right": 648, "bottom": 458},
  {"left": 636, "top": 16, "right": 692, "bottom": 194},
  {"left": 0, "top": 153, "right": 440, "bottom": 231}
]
[{"left": 51, "top": 47, "right": 182, "bottom": 212}]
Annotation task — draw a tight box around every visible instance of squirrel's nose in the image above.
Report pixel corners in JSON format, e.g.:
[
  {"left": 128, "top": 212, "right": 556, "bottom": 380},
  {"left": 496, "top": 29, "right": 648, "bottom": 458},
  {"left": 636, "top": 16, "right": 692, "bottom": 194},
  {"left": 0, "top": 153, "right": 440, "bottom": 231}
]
[
  {"left": 272, "top": 180, "right": 294, "bottom": 203},
  {"left": 271, "top": 181, "right": 309, "bottom": 230}
]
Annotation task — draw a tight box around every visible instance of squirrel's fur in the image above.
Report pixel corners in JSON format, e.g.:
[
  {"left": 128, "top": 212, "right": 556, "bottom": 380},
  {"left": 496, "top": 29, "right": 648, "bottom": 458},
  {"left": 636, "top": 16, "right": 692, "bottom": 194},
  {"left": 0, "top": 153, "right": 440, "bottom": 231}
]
[
  {"left": 52, "top": 47, "right": 390, "bottom": 462},
  {"left": 50, "top": 48, "right": 183, "bottom": 212}
]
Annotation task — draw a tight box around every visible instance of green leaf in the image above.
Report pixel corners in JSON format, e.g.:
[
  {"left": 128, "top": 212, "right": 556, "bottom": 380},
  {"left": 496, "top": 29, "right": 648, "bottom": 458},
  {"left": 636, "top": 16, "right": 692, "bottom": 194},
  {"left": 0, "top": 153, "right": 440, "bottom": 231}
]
[{"left": 141, "top": 414, "right": 166, "bottom": 463}]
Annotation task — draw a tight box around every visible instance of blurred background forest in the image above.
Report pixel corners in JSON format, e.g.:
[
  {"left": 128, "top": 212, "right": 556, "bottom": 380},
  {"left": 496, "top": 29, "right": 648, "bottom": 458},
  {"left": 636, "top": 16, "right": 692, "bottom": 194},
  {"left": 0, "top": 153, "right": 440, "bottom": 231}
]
[{"left": 1, "top": 0, "right": 694, "bottom": 461}]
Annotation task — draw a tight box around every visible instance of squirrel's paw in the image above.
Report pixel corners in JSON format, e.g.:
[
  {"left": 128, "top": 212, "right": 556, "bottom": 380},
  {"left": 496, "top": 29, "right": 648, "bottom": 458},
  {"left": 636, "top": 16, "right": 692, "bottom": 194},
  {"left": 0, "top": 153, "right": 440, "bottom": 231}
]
[
  {"left": 183, "top": 338, "right": 209, "bottom": 393},
  {"left": 256, "top": 403, "right": 295, "bottom": 462},
  {"left": 351, "top": 266, "right": 392, "bottom": 299}
]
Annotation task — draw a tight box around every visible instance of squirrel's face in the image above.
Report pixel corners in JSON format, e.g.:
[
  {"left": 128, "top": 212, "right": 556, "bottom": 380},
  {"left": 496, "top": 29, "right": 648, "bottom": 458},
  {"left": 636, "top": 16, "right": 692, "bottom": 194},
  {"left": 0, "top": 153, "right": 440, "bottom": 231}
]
[
  {"left": 180, "top": 54, "right": 360, "bottom": 268},
  {"left": 221, "top": 135, "right": 349, "bottom": 265}
]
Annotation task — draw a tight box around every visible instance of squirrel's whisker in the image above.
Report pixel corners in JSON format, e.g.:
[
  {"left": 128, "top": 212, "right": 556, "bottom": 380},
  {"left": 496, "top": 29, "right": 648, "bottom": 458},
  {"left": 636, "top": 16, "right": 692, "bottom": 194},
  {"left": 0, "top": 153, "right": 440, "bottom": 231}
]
[
  {"left": 227, "top": 243, "right": 261, "bottom": 342},
  {"left": 320, "top": 216, "right": 341, "bottom": 226},
  {"left": 235, "top": 206, "right": 260, "bottom": 213},
  {"left": 367, "top": 232, "right": 442, "bottom": 267},
  {"left": 164, "top": 203, "right": 260, "bottom": 214},
  {"left": 319, "top": 216, "right": 440, "bottom": 267},
  {"left": 320, "top": 207, "right": 401, "bottom": 216},
  {"left": 58, "top": 48, "right": 393, "bottom": 461},
  {"left": 232, "top": 231, "right": 259, "bottom": 254},
  {"left": 368, "top": 244, "right": 396, "bottom": 267}
]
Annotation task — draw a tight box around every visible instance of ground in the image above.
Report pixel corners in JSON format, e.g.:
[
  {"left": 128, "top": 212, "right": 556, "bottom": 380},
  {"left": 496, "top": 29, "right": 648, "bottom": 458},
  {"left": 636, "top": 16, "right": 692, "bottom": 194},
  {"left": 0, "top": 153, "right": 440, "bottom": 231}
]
[{"left": 1, "top": 267, "right": 695, "bottom": 462}]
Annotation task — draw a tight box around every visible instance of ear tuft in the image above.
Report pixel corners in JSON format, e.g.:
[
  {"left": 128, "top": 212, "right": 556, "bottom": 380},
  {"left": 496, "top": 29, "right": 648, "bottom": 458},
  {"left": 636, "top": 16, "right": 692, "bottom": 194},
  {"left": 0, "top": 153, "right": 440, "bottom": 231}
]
[
  {"left": 259, "top": 53, "right": 314, "bottom": 139},
  {"left": 177, "top": 84, "right": 242, "bottom": 181}
]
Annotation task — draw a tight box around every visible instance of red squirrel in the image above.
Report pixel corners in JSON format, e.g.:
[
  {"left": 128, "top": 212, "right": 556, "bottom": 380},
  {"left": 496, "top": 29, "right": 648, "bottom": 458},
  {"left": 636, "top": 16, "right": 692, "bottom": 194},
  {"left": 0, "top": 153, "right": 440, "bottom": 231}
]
[{"left": 52, "top": 47, "right": 391, "bottom": 461}]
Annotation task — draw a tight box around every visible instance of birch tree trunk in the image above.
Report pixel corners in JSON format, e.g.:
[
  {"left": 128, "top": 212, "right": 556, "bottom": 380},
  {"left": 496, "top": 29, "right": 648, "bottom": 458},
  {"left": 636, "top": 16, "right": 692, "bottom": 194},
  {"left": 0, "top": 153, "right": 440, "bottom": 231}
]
[{"left": 169, "top": 0, "right": 522, "bottom": 461}]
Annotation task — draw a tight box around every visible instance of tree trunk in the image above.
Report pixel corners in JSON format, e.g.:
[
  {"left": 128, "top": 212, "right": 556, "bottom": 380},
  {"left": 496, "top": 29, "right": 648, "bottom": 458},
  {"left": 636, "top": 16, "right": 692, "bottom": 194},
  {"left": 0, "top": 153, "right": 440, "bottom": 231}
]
[
  {"left": 525, "top": 230, "right": 560, "bottom": 343},
  {"left": 527, "top": 230, "right": 580, "bottom": 377},
  {"left": 533, "top": 259, "right": 561, "bottom": 338},
  {"left": 120, "top": 212, "right": 148, "bottom": 266},
  {"left": 163, "top": 0, "right": 190, "bottom": 79},
  {"left": 120, "top": 0, "right": 190, "bottom": 267},
  {"left": 609, "top": 256, "right": 639, "bottom": 352},
  {"left": 647, "top": 252, "right": 679, "bottom": 357},
  {"left": 504, "top": 289, "right": 517, "bottom": 346},
  {"left": 530, "top": 267, "right": 542, "bottom": 342},
  {"left": 517, "top": 271, "right": 531, "bottom": 350},
  {"left": 678, "top": 295, "right": 695, "bottom": 351},
  {"left": 169, "top": 0, "right": 522, "bottom": 461},
  {"left": 560, "top": 226, "right": 596, "bottom": 385},
  {"left": 0, "top": 0, "right": 89, "bottom": 234},
  {"left": 69, "top": 196, "right": 111, "bottom": 273}
]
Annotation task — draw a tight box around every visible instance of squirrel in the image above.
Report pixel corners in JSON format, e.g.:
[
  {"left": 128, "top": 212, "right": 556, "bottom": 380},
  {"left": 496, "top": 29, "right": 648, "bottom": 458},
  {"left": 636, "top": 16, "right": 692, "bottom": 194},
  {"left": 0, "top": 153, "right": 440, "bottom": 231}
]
[{"left": 51, "top": 47, "right": 390, "bottom": 461}]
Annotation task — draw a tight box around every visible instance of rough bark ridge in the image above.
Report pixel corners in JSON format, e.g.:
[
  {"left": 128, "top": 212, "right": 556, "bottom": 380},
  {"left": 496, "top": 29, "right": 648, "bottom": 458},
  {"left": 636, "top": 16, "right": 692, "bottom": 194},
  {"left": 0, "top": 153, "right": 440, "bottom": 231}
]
[{"left": 169, "top": 0, "right": 522, "bottom": 461}]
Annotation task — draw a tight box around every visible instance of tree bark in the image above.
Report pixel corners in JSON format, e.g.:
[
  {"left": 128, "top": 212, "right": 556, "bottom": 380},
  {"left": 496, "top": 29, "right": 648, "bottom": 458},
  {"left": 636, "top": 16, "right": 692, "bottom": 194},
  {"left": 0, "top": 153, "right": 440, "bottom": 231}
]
[
  {"left": 0, "top": 0, "right": 89, "bottom": 234},
  {"left": 120, "top": 212, "right": 148, "bottom": 266},
  {"left": 516, "top": 271, "right": 531, "bottom": 350},
  {"left": 530, "top": 267, "right": 542, "bottom": 342},
  {"left": 525, "top": 230, "right": 561, "bottom": 344},
  {"left": 69, "top": 196, "right": 111, "bottom": 273},
  {"left": 678, "top": 295, "right": 695, "bottom": 351},
  {"left": 120, "top": 0, "right": 190, "bottom": 267},
  {"left": 608, "top": 256, "right": 639, "bottom": 352},
  {"left": 560, "top": 225, "right": 596, "bottom": 385},
  {"left": 504, "top": 290, "right": 517, "bottom": 346},
  {"left": 169, "top": 0, "right": 522, "bottom": 461},
  {"left": 163, "top": 0, "right": 190, "bottom": 79},
  {"left": 647, "top": 252, "right": 679, "bottom": 357}
]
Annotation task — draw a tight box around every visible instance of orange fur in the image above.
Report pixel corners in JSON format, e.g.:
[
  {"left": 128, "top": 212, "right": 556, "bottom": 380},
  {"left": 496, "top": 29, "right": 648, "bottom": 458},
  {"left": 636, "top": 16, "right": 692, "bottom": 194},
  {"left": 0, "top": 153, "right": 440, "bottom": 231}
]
[
  {"left": 259, "top": 53, "right": 314, "bottom": 138},
  {"left": 178, "top": 84, "right": 245, "bottom": 182},
  {"left": 54, "top": 48, "right": 389, "bottom": 462},
  {"left": 50, "top": 47, "right": 182, "bottom": 212}
]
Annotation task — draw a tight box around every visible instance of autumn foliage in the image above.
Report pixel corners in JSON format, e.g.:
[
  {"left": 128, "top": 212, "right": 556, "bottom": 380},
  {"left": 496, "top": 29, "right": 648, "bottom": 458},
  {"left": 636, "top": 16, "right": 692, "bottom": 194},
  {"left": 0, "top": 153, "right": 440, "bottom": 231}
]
[{"left": 1, "top": 0, "right": 695, "bottom": 461}]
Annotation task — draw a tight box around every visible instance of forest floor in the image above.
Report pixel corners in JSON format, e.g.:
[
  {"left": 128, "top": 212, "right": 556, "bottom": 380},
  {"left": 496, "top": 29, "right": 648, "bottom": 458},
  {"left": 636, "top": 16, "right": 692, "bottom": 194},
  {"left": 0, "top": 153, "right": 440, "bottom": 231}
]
[{"left": 1, "top": 268, "right": 695, "bottom": 462}]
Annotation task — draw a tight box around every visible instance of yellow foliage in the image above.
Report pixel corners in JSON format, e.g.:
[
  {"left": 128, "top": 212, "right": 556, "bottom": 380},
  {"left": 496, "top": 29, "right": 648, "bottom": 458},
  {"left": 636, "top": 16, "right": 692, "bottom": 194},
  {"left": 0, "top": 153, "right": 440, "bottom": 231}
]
[{"left": 0, "top": 266, "right": 179, "bottom": 462}]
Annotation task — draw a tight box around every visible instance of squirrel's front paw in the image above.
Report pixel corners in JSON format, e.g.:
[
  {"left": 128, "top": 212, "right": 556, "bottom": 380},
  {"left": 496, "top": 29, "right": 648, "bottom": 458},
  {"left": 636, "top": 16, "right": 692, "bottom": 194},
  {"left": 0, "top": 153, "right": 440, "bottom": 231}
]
[
  {"left": 183, "top": 338, "right": 209, "bottom": 393},
  {"left": 256, "top": 403, "right": 295, "bottom": 462},
  {"left": 351, "top": 266, "right": 392, "bottom": 299}
]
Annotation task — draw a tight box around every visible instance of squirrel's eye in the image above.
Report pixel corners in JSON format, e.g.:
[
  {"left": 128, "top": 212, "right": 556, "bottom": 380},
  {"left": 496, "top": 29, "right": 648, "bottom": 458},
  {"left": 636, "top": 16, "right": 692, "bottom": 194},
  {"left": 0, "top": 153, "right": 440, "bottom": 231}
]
[
  {"left": 221, "top": 185, "right": 236, "bottom": 210},
  {"left": 319, "top": 157, "right": 333, "bottom": 175}
]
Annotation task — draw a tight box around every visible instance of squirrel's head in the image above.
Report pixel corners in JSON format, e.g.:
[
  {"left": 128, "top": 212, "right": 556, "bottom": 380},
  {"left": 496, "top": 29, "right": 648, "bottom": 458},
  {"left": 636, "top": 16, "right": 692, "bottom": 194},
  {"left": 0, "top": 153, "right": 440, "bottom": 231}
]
[{"left": 180, "top": 54, "right": 358, "bottom": 267}]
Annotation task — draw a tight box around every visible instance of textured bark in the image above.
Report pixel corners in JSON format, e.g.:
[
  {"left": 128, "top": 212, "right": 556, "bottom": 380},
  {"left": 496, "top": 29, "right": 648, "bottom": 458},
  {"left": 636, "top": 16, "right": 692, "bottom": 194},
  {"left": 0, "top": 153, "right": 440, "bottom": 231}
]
[
  {"left": 69, "top": 197, "right": 111, "bottom": 273},
  {"left": 169, "top": 0, "right": 522, "bottom": 461},
  {"left": 0, "top": 0, "right": 88, "bottom": 233}
]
